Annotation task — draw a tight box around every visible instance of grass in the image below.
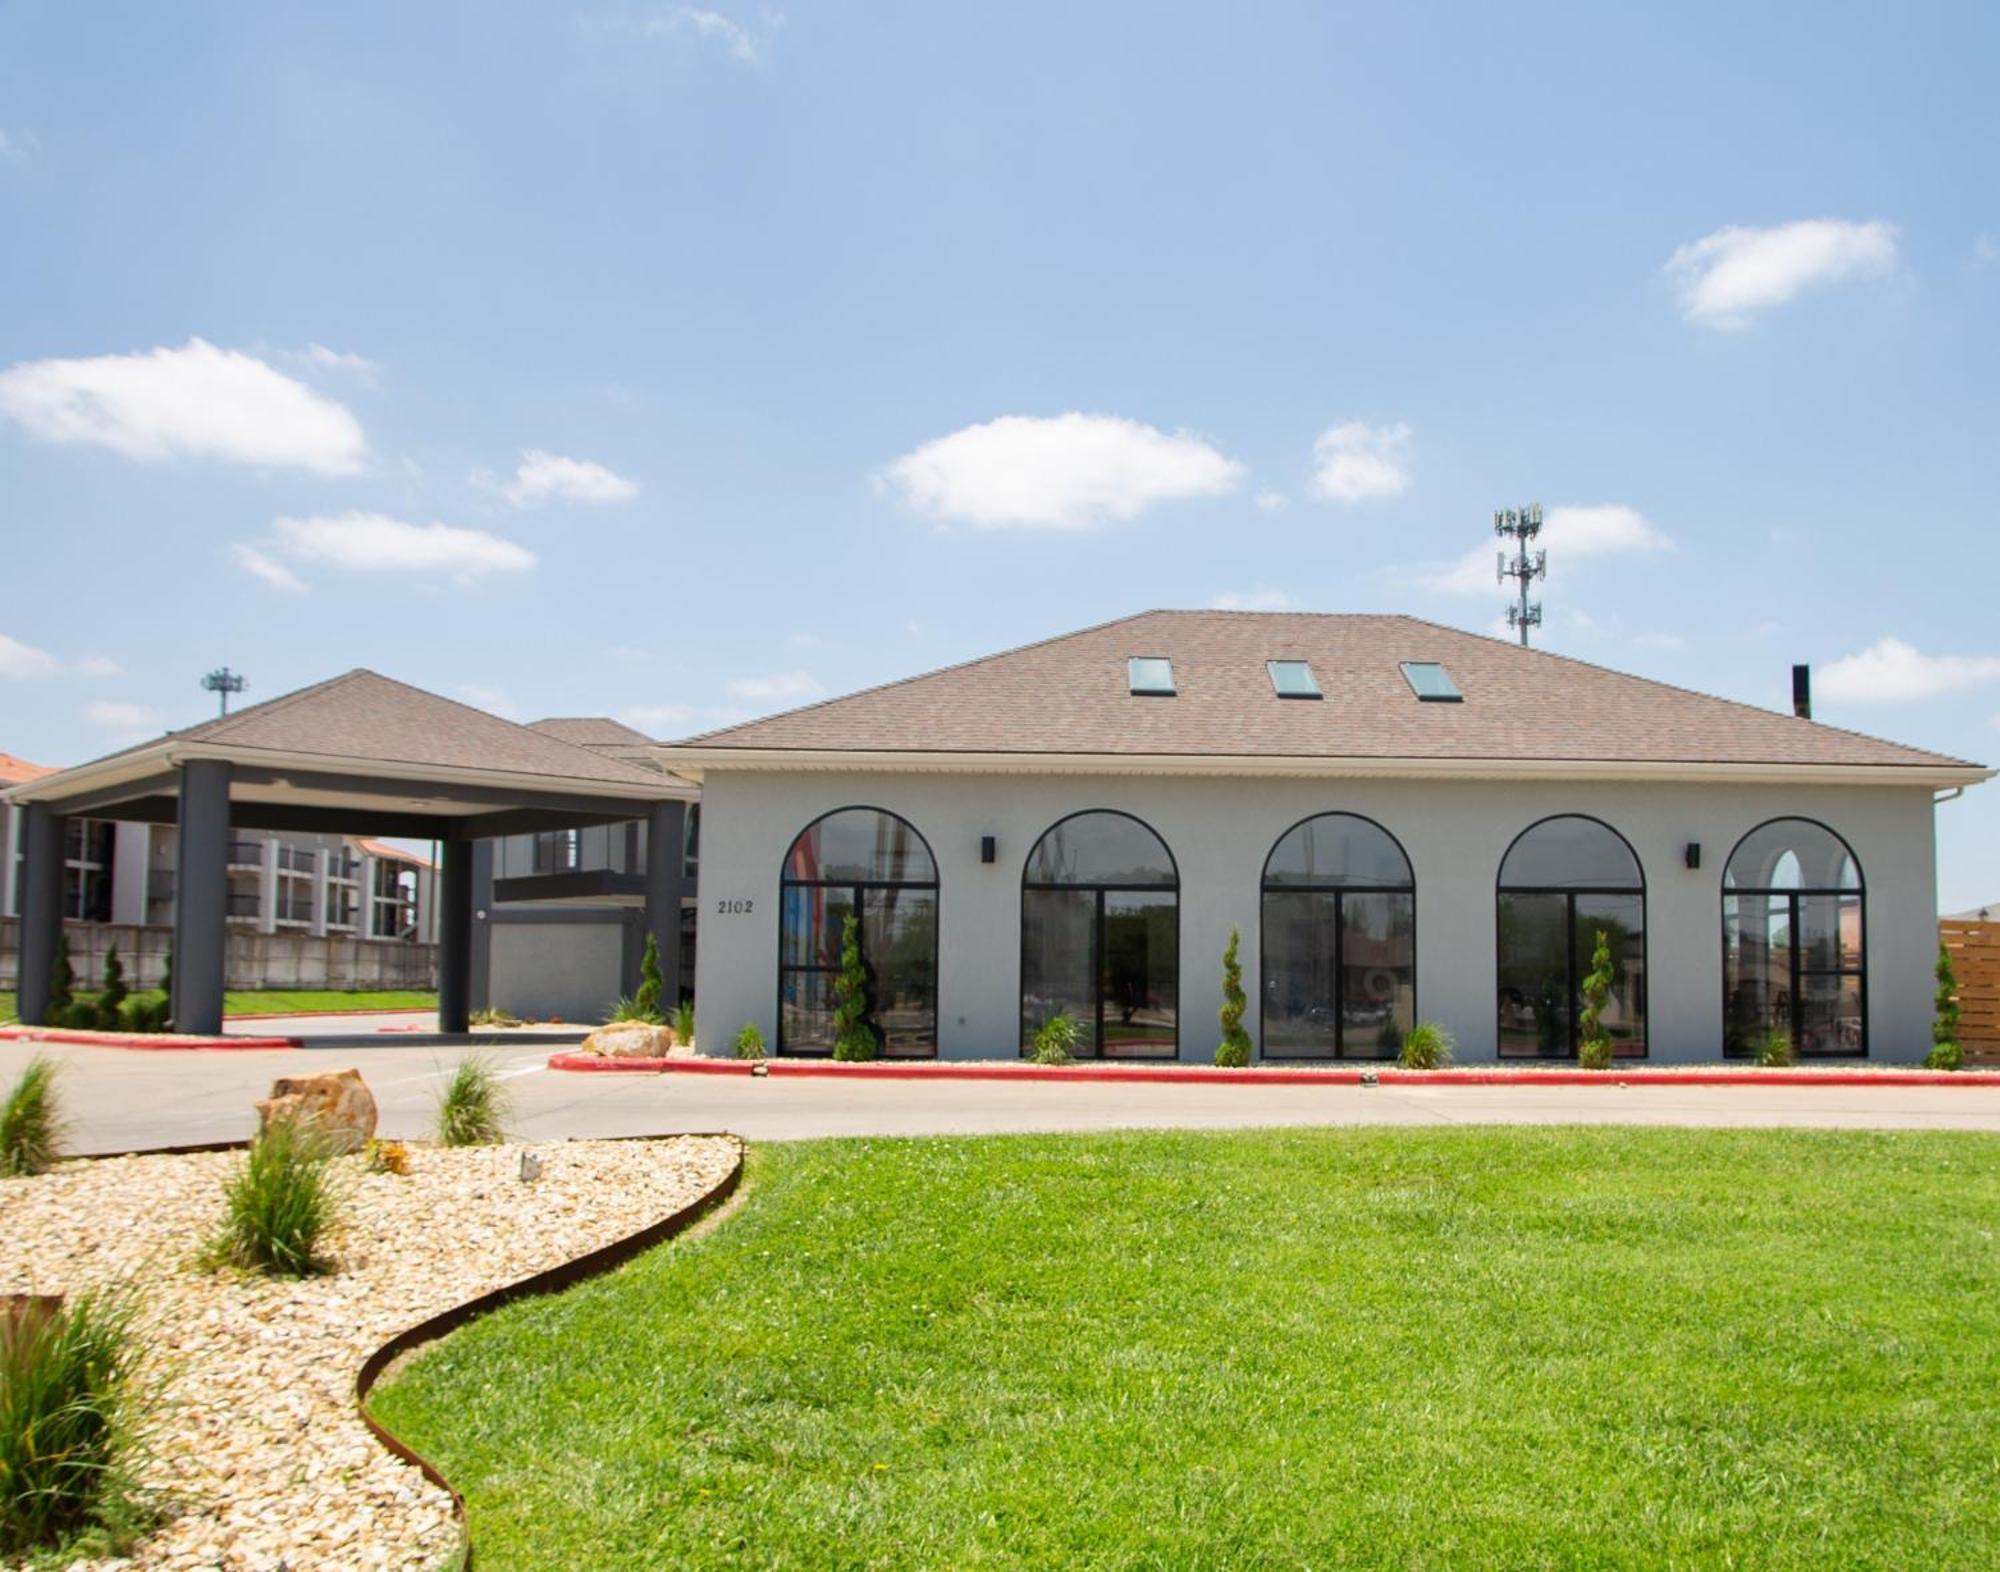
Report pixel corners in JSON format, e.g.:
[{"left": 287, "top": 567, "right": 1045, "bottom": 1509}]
[
  {"left": 1, "top": 1057, "right": 66, "bottom": 1178},
  {"left": 371, "top": 1127, "right": 2000, "bottom": 1569},
  {"left": 0, "top": 988, "right": 434, "bottom": 1025},
  {"left": 206, "top": 1118, "right": 339, "bottom": 1277},
  {"left": 435, "top": 1055, "right": 509, "bottom": 1147},
  {"left": 0, "top": 1286, "right": 150, "bottom": 1559}
]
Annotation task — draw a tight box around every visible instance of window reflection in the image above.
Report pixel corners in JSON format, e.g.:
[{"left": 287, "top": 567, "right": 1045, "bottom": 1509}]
[
  {"left": 1496, "top": 817, "right": 1647, "bottom": 1058},
  {"left": 1723, "top": 819, "right": 1864, "bottom": 1057}
]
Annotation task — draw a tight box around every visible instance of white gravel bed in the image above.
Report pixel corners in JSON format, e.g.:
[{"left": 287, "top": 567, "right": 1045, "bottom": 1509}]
[{"left": 0, "top": 1135, "right": 740, "bottom": 1572}]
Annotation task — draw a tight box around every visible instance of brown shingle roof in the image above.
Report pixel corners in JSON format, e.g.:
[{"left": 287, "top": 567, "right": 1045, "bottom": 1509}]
[
  {"left": 528, "top": 717, "right": 657, "bottom": 748},
  {"left": 665, "top": 611, "right": 1977, "bottom": 772},
  {"left": 0, "top": 752, "right": 57, "bottom": 786}
]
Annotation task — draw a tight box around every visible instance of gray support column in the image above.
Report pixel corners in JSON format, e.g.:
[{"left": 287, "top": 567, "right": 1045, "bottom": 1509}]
[
  {"left": 644, "top": 801, "right": 689, "bottom": 1005},
  {"left": 437, "top": 838, "right": 474, "bottom": 1033},
  {"left": 17, "top": 803, "right": 66, "bottom": 1025},
  {"left": 467, "top": 840, "right": 494, "bottom": 1013},
  {"left": 171, "top": 760, "right": 232, "bottom": 1035}
]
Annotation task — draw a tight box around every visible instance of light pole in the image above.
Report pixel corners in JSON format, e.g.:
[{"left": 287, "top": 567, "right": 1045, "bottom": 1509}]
[{"left": 1494, "top": 504, "right": 1546, "bottom": 647}]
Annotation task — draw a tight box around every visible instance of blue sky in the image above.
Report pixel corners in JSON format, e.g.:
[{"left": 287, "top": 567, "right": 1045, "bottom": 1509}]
[{"left": 2, "top": 2, "right": 1997, "bottom": 906}]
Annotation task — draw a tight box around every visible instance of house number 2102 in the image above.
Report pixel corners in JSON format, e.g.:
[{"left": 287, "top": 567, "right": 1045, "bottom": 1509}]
[{"left": 715, "top": 899, "right": 755, "bottom": 915}]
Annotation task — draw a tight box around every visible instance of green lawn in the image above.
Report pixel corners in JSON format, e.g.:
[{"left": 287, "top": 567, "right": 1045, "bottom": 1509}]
[
  {"left": 0, "top": 988, "right": 434, "bottom": 1023},
  {"left": 372, "top": 1128, "right": 2000, "bottom": 1569}
]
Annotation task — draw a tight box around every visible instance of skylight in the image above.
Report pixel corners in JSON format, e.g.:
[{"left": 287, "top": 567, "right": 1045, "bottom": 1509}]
[
  {"left": 1266, "top": 660, "right": 1322, "bottom": 699},
  {"left": 1400, "top": 661, "right": 1462, "bottom": 702},
  {"left": 1128, "top": 656, "right": 1176, "bottom": 696}
]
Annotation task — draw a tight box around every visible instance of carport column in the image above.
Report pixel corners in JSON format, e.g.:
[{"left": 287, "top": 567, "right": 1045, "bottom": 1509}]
[
  {"left": 172, "top": 759, "right": 232, "bottom": 1035},
  {"left": 644, "top": 800, "right": 689, "bottom": 1006},
  {"left": 16, "top": 803, "right": 66, "bottom": 1025},
  {"left": 437, "top": 837, "right": 474, "bottom": 1033}
]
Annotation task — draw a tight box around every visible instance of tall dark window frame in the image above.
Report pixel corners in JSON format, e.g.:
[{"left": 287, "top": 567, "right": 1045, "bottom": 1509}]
[
  {"left": 1259, "top": 813, "right": 1416, "bottom": 1061},
  {"left": 1020, "top": 809, "right": 1180, "bottom": 1061},
  {"left": 1722, "top": 817, "right": 1866, "bottom": 1060},
  {"left": 777, "top": 806, "right": 939, "bottom": 1060},
  {"left": 1495, "top": 814, "right": 1649, "bottom": 1060}
]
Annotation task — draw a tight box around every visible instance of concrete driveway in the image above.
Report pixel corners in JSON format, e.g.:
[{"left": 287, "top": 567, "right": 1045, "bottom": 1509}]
[{"left": 8, "top": 1032, "right": 2000, "bottom": 1153}]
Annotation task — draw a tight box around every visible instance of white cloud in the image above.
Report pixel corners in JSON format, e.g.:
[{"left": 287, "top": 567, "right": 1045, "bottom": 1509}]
[
  {"left": 1975, "top": 235, "right": 1998, "bottom": 267},
  {"left": 0, "top": 338, "right": 365, "bottom": 472},
  {"left": 618, "top": 701, "right": 751, "bottom": 735},
  {"left": 297, "top": 344, "right": 381, "bottom": 381},
  {"left": 1422, "top": 504, "right": 1672, "bottom": 595},
  {"left": 456, "top": 683, "right": 521, "bottom": 720},
  {"left": 87, "top": 700, "right": 161, "bottom": 736},
  {"left": 1818, "top": 638, "right": 2000, "bottom": 703},
  {"left": 499, "top": 449, "right": 640, "bottom": 507},
  {"left": 0, "top": 633, "right": 59, "bottom": 679},
  {"left": 726, "top": 670, "right": 821, "bottom": 703},
  {"left": 231, "top": 543, "right": 307, "bottom": 593},
  {"left": 1310, "top": 421, "right": 1412, "bottom": 504},
  {"left": 1666, "top": 219, "right": 1899, "bottom": 329},
  {"left": 880, "top": 412, "right": 1243, "bottom": 529},
  {"left": 1254, "top": 490, "right": 1288, "bottom": 512},
  {"left": 73, "top": 655, "right": 122, "bottom": 677},
  {"left": 1210, "top": 588, "right": 1296, "bottom": 612},
  {"left": 0, "top": 130, "right": 23, "bottom": 162},
  {"left": 635, "top": 6, "right": 785, "bottom": 64},
  {"left": 264, "top": 511, "right": 535, "bottom": 579},
  {"left": 788, "top": 631, "right": 821, "bottom": 648}
]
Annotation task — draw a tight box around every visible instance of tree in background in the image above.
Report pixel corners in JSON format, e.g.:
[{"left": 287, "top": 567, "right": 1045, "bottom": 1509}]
[
  {"left": 1215, "top": 927, "right": 1252, "bottom": 1067},
  {"left": 832, "top": 914, "right": 877, "bottom": 1061}
]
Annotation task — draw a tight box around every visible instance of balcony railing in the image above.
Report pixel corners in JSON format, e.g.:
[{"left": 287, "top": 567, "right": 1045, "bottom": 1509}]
[
  {"left": 328, "top": 856, "right": 360, "bottom": 881},
  {"left": 227, "top": 840, "right": 263, "bottom": 868},
  {"left": 277, "top": 847, "right": 316, "bottom": 874}
]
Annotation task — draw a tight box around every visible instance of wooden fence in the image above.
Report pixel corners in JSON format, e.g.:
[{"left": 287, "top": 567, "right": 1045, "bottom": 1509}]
[{"left": 1939, "top": 919, "right": 2000, "bottom": 1066}]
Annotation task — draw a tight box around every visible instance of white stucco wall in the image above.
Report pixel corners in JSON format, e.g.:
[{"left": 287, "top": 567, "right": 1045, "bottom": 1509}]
[
  {"left": 691, "top": 770, "right": 1941, "bottom": 1063},
  {"left": 490, "top": 919, "right": 625, "bottom": 1024}
]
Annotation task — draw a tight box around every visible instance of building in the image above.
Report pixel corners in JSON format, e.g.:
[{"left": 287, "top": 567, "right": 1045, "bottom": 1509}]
[{"left": 663, "top": 611, "right": 1990, "bottom": 1064}]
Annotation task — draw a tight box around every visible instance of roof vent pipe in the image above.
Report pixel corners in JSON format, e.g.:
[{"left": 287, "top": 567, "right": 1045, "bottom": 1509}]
[{"left": 1792, "top": 664, "right": 1812, "bottom": 720}]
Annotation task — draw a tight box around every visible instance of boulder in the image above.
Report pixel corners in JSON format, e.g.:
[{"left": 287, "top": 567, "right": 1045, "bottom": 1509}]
[
  {"left": 579, "top": 1022, "right": 678, "bottom": 1060},
  {"left": 256, "top": 1068, "right": 378, "bottom": 1153}
]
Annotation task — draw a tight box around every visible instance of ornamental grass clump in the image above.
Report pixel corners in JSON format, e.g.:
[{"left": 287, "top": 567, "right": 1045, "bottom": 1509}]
[
  {"left": 0, "top": 1286, "right": 150, "bottom": 1558},
  {"left": 606, "top": 994, "right": 663, "bottom": 1026},
  {"left": 1214, "top": 928, "right": 1252, "bottom": 1067},
  {"left": 734, "top": 1023, "right": 766, "bottom": 1060},
  {"left": 674, "top": 998, "right": 696, "bottom": 1049},
  {"left": 436, "top": 1054, "right": 510, "bottom": 1147},
  {"left": 210, "top": 1118, "right": 338, "bottom": 1277},
  {"left": 1030, "top": 1011, "right": 1080, "bottom": 1066},
  {"left": 1756, "top": 1028, "right": 1796, "bottom": 1068},
  {"left": 1, "top": 1056, "right": 66, "bottom": 1178},
  {"left": 1398, "top": 1021, "right": 1454, "bottom": 1070}
]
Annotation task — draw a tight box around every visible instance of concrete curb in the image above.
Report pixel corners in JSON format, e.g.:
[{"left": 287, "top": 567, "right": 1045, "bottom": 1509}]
[
  {"left": 0, "top": 1024, "right": 301, "bottom": 1051},
  {"left": 544, "top": 1052, "right": 1997, "bottom": 1088}
]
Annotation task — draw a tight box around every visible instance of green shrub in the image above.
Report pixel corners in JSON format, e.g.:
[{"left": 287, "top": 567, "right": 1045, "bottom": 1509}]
[
  {"left": 57, "top": 1001, "right": 100, "bottom": 1032},
  {"left": 47, "top": 932, "right": 75, "bottom": 1021},
  {"left": 1398, "top": 1021, "right": 1455, "bottom": 1070},
  {"left": 209, "top": 1118, "right": 338, "bottom": 1277},
  {"left": 436, "top": 1055, "right": 509, "bottom": 1147},
  {"left": 606, "top": 994, "right": 663, "bottom": 1026},
  {"left": 1214, "top": 927, "right": 1252, "bottom": 1067},
  {"left": 0, "top": 1285, "right": 150, "bottom": 1558},
  {"left": 95, "top": 947, "right": 129, "bottom": 1032},
  {"left": 1, "top": 1057, "right": 66, "bottom": 1177},
  {"left": 674, "top": 998, "right": 696, "bottom": 1048},
  {"left": 734, "top": 1022, "right": 766, "bottom": 1060},
  {"left": 1756, "top": 1028, "right": 1796, "bottom": 1068},
  {"left": 1577, "top": 929, "right": 1615, "bottom": 1070},
  {"left": 633, "top": 933, "right": 665, "bottom": 1021},
  {"left": 120, "top": 998, "right": 170, "bottom": 1034},
  {"left": 1932, "top": 943, "right": 1962, "bottom": 1070},
  {"left": 1030, "top": 1011, "right": 1080, "bottom": 1066},
  {"left": 1927, "top": 1038, "right": 1964, "bottom": 1072},
  {"left": 831, "top": 914, "right": 877, "bottom": 1062}
]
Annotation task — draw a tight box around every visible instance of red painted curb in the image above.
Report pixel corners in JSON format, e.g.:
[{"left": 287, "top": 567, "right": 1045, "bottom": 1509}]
[
  {"left": 543, "top": 1053, "right": 1996, "bottom": 1087},
  {"left": 0, "top": 1025, "right": 301, "bottom": 1052}
]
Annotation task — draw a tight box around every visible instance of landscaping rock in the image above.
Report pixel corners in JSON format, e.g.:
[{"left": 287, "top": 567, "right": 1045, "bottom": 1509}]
[
  {"left": 579, "top": 1022, "right": 677, "bottom": 1059},
  {"left": 255, "top": 1068, "right": 378, "bottom": 1153}
]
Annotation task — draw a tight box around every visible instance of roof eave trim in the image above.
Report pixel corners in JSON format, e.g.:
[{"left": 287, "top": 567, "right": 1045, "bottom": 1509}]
[{"left": 654, "top": 746, "right": 1993, "bottom": 789}]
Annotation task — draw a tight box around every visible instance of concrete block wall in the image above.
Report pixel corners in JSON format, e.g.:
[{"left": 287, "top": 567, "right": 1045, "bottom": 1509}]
[{"left": 0, "top": 919, "right": 436, "bottom": 993}]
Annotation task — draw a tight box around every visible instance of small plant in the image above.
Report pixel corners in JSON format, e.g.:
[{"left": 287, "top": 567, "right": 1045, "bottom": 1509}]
[
  {"left": 633, "top": 932, "right": 665, "bottom": 1021},
  {"left": 121, "top": 997, "right": 170, "bottom": 1034},
  {"left": 469, "top": 1005, "right": 523, "bottom": 1029},
  {"left": 158, "top": 944, "right": 173, "bottom": 1029},
  {"left": 2, "top": 1056, "right": 67, "bottom": 1177},
  {"left": 1577, "top": 929, "right": 1615, "bottom": 1070},
  {"left": 209, "top": 1117, "right": 338, "bottom": 1277},
  {"left": 436, "top": 1054, "right": 509, "bottom": 1147},
  {"left": 0, "top": 1285, "right": 150, "bottom": 1558},
  {"left": 831, "top": 914, "right": 877, "bottom": 1061},
  {"left": 1756, "top": 1027, "right": 1796, "bottom": 1068},
  {"left": 58, "top": 1001, "right": 102, "bottom": 1031},
  {"left": 606, "top": 993, "right": 664, "bottom": 1026},
  {"left": 1930, "top": 942, "right": 1963, "bottom": 1070},
  {"left": 363, "top": 1137, "right": 410, "bottom": 1176},
  {"left": 1214, "top": 927, "right": 1252, "bottom": 1067},
  {"left": 1399, "top": 1021, "right": 1455, "bottom": 1070},
  {"left": 734, "top": 1022, "right": 766, "bottom": 1060},
  {"left": 1030, "top": 1011, "right": 1080, "bottom": 1066},
  {"left": 95, "top": 946, "right": 129, "bottom": 1031},
  {"left": 674, "top": 998, "right": 696, "bottom": 1048},
  {"left": 47, "top": 932, "right": 76, "bottom": 1021}
]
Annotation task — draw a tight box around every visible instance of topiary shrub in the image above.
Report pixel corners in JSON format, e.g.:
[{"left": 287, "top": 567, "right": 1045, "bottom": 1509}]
[
  {"left": 95, "top": 946, "right": 129, "bottom": 1032},
  {"left": 0, "top": 1285, "right": 150, "bottom": 1558},
  {"left": 121, "top": 998, "right": 169, "bottom": 1034},
  {"left": 1577, "top": 928, "right": 1615, "bottom": 1070},
  {"left": 436, "top": 1054, "right": 510, "bottom": 1147},
  {"left": 831, "top": 914, "right": 877, "bottom": 1061},
  {"left": 208, "top": 1118, "right": 338, "bottom": 1277},
  {"left": 633, "top": 932, "right": 665, "bottom": 1021},
  {"left": 1756, "top": 1028, "right": 1796, "bottom": 1068},
  {"left": 1399, "top": 1021, "right": 1455, "bottom": 1070},
  {"left": 58, "top": 1001, "right": 100, "bottom": 1031},
  {"left": 1030, "top": 1010, "right": 1080, "bottom": 1066},
  {"left": 1, "top": 1056, "right": 67, "bottom": 1177},
  {"left": 1214, "top": 927, "right": 1252, "bottom": 1067},
  {"left": 1930, "top": 942, "right": 1963, "bottom": 1070},
  {"left": 47, "top": 932, "right": 76, "bottom": 1022},
  {"left": 733, "top": 1022, "right": 766, "bottom": 1060}
]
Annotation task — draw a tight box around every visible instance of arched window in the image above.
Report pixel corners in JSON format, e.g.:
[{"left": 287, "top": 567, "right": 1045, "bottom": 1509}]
[
  {"left": 1261, "top": 814, "right": 1415, "bottom": 1059},
  {"left": 1021, "top": 811, "right": 1178, "bottom": 1059},
  {"left": 779, "top": 808, "right": 938, "bottom": 1057},
  {"left": 1723, "top": 818, "right": 1864, "bottom": 1058},
  {"left": 1496, "top": 816, "right": 1647, "bottom": 1059}
]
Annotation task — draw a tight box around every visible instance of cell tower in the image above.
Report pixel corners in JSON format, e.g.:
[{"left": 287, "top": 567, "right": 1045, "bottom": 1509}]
[
  {"left": 201, "top": 666, "right": 249, "bottom": 717},
  {"left": 1494, "top": 503, "right": 1546, "bottom": 647}
]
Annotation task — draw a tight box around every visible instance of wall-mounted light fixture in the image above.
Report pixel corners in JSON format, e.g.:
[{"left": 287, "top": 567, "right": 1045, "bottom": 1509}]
[
  {"left": 1684, "top": 842, "right": 1701, "bottom": 870},
  {"left": 980, "top": 835, "right": 996, "bottom": 864}
]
